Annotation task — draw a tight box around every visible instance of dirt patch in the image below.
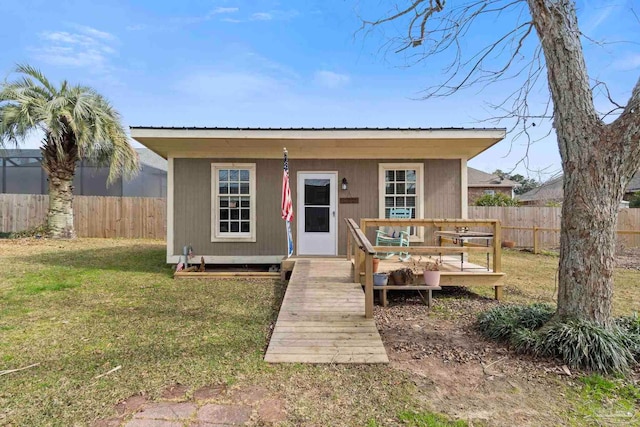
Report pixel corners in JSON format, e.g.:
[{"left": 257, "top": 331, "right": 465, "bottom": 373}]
[
  {"left": 375, "top": 289, "right": 571, "bottom": 426},
  {"left": 160, "top": 383, "right": 189, "bottom": 401}
]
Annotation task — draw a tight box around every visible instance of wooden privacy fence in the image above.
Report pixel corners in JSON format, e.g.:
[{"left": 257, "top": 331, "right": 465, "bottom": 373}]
[
  {"left": 468, "top": 206, "right": 640, "bottom": 250},
  {"left": 0, "top": 194, "right": 166, "bottom": 239}
]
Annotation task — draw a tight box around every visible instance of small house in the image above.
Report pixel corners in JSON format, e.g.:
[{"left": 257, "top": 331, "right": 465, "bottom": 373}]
[
  {"left": 467, "top": 167, "right": 519, "bottom": 204},
  {"left": 130, "top": 127, "right": 506, "bottom": 264}
]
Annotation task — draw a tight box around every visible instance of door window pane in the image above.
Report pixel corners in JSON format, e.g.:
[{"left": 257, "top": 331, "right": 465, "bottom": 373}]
[
  {"left": 304, "top": 179, "right": 330, "bottom": 206},
  {"left": 305, "top": 207, "right": 330, "bottom": 232}
]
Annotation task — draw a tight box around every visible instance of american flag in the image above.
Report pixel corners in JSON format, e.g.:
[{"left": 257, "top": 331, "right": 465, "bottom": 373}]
[{"left": 281, "top": 150, "right": 293, "bottom": 221}]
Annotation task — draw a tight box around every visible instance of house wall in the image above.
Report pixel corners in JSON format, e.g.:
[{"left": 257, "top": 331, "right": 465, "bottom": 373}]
[
  {"left": 172, "top": 158, "right": 461, "bottom": 259},
  {"left": 468, "top": 187, "right": 512, "bottom": 205}
]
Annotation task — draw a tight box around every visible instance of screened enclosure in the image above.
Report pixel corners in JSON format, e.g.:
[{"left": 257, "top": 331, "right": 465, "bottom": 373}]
[{"left": 0, "top": 149, "right": 167, "bottom": 197}]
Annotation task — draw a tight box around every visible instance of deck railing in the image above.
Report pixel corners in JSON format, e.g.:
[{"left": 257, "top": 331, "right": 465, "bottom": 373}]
[
  {"left": 344, "top": 218, "right": 376, "bottom": 319},
  {"left": 346, "top": 218, "right": 504, "bottom": 317}
]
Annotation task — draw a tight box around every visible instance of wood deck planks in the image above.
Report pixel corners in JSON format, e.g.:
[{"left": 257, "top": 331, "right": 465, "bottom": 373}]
[{"left": 264, "top": 259, "right": 388, "bottom": 364}]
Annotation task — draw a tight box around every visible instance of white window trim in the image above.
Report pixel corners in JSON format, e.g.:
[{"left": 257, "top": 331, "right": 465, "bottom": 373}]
[
  {"left": 378, "top": 162, "right": 425, "bottom": 241},
  {"left": 211, "top": 163, "right": 257, "bottom": 242}
]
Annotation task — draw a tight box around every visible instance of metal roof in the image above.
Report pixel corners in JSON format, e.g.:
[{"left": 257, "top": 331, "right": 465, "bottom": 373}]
[{"left": 130, "top": 126, "right": 506, "bottom": 131}]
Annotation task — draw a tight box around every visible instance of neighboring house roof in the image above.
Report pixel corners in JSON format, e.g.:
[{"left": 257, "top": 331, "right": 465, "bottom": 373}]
[
  {"left": 130, "top": 126, "right": 507, "bottom": 160},
  {"left": 520, "top": 171, "right": 640, "bottom": 203},
  {"left": 136, "top": 148, "right": 167, "bottom": 172},
  {"left": 467, "top": 167, "right": 519, "bottom": 188},
  {"left": 518, "top": 176, "right": 563, "bottom": 202}
]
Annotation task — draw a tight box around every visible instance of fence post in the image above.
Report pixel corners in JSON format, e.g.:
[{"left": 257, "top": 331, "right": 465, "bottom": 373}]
[
  {"left": 346, "top": 230, "right": 352, "bottom": 262},
  {"left": 492, "top": 220, "right": 503, "bottom": 301},
  {"left": 364, "top": 252, "right": 374, "bottom": 319},
  {"left": 533, "top": 226, "right": 539, "bottom": 254}
]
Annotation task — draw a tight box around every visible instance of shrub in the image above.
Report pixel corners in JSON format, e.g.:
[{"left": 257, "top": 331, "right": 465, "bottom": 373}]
[
  {"left": 9, "top": 224, "right": 49, "bottom": 239},
  {"left": 534, "top": 320, "right": 635, "bottom": 374},
  {"left": 477, "top": 304, "right": 638, "bottom": 374},
  {"left": 629, "top": 191, "right": 640, "bottom": 208},
  {"left": 476, "top": 303, "right": 554, "bottom": 341},
  {"left": 474, "top": 193, "right": 520, "bottom": 206}
]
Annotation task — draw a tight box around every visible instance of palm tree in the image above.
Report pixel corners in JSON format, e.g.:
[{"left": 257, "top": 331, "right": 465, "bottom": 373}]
[{"left": 0, "top": 65, "right": 139, "bottom": 238}]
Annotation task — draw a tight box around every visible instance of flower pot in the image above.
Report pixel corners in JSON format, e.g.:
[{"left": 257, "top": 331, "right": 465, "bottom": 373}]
[
  {"left": 389, "top": 270, "right": 407, "bottom": 285},
  {"left": 501, "top": 240, "right": 516, "bottom": 249},
  {"left": 372, "top": 257, "right": 380, "bottom": 273},
  {"left": 423, "top": 270, "right": 441, "bottom": 287},
  {"left": 373, "top": 273, "right": 388, "bottom": 286}
]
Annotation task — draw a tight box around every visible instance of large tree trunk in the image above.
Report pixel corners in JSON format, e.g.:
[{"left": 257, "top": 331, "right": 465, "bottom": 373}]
[
  {"left": 556, "top": 142, "right": 627, "bottom": 325},
  {"left": 47, "top": 174, "right": 76, "bottom": 239},
  {"left": 528, "top": 0, "right": 640, "bottom": 325},
  {"left": 41, "top": 134, "right": 79, "bottom": 239}
]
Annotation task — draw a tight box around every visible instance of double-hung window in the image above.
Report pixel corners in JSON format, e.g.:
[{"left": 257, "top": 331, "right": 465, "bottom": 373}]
[
  {"left": 378, "top": 163, "right": 424, "bottom": 239},
  {"left": 211, "top": 163, "right": 256, "bottom": 242}
]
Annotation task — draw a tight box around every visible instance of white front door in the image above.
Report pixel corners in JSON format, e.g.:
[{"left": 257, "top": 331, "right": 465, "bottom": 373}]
[{"left": 297, "top": 172, "right": 338, "bottom": 256}]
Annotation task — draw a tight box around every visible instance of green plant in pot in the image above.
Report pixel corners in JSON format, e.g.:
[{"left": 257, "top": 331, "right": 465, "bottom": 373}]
[
  {"left": 388, "top": 268, "right": 413, "bottom": 285},
  {"left": 372, "top": 255, "right": 380, "bottom": 273},
  {"left": 411, "top": 256, "right": 442, "bottom": 286}
]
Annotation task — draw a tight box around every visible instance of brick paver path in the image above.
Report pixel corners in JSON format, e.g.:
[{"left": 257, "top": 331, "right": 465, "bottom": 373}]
[{"left": 93, "top": 384, "right": 287, "bottom": 426}]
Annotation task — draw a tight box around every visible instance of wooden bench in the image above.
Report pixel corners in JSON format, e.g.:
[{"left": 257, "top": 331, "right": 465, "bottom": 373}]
[{"left": 375, "top": 285, "right": 442, "bottom": 308}]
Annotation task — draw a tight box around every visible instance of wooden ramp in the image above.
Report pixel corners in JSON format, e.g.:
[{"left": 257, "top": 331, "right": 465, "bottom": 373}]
[{"left": 265, "top": 259, "right": 388, "bottom": 364}]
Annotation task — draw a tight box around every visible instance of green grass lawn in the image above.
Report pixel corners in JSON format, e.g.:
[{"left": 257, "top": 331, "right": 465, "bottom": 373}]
[
  {"left": 0, "top": 239, "right": 422, "bottom": 426},
  {"left": 1, "top": 239, "right": 639, "bottom": 426},
  {"left": 471, "top": 249, "right": 640, "bottom": 316}
]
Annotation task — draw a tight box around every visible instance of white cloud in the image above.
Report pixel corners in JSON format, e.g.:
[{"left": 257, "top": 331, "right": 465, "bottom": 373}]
[
  {"left": 221, "top": 18, "right": 244, "bottom": 23},
  {"left": 176, "top": 52, "right": 300, "bottom": 103},
  {"left": 579, "top": 3, "right": 618, "bottom": 36},
  {"left": 71, "top": 24, "right": 116, "bottom": 41},
  {"left": 249, "top": 10, "right": 299, "bottom": 22},
  {"left": 177, "top": 70, "right": 288, "bottom": 101},
  {"left": 250, "top": 12, "right": 273, "bottom": 21},
  {"left": 174, "top": 7, "right": 239, "bottom": 24},
  {"left": 212, "top": 7, "right": 239, "bottom": 14},
  {"left": 126, "top": 24, "right": 147, "bottom": 31},
  {"left": 31, "top": 25, "right": 117, "bottom": 71},
  {"left": 314, "top": 71, "right": 350, "bottom": 89},
  {"left": 612, "top": 53, "right": 640, "bottom": 71}
]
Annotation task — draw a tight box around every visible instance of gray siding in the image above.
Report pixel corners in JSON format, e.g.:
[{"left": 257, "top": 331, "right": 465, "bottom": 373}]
[{"left": 173, "top": 158, "right": 461, "bottom": 257}]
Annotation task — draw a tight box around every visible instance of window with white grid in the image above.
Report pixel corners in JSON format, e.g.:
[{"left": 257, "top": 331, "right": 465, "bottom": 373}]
[
  {"left": 378, "top": 163, "right": 424, "bottom": 239},
  {"left": 211, "top": 163, "right": 256, "bottom": 242}
]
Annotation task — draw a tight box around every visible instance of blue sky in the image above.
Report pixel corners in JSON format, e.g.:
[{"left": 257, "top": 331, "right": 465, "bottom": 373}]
[{"left": 2, "top": 0, "right": 639, "bottom": 179}]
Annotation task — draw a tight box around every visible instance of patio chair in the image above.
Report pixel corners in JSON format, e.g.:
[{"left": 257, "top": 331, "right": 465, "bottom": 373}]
[{"left": 375, "top": 207, "right": 412, "bottom": 261}]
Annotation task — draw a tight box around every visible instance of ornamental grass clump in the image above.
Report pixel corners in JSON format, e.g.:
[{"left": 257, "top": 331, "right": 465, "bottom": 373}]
[
  {"left": 534, "top": 320, "right": 635, "bottom": 374},
  {"left": 476, "top": 303, "right": 554, "bottom": 342},
  {"left": 477, "top": 305, "right": 639, "bottom": 374}
]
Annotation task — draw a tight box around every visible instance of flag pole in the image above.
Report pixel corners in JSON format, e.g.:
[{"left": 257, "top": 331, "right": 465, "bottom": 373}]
[
  {"left": 284, "top": 147, "right": 288, "bottom": 257},
  {"left": 282, "top": 147, "right": 294, "bottom": 258}
]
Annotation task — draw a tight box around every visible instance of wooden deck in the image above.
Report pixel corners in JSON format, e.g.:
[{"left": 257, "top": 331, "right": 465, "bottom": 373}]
[
  {"left": 264, "top": 259, "right": 388, "bottom": 364},
  {"left": 360, "top": 256, "right": 505, "bottom": 299}
]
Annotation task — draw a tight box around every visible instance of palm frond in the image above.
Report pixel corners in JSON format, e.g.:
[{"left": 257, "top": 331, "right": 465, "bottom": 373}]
[
  {"left": 14, "top": 64, "right": 57, "bottom": 97},
  {"left": 0, "top": 64, "right": 139, "bottom": 180}
]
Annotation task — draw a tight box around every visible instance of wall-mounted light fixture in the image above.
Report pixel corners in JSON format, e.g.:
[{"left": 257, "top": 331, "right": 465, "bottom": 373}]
[{"left": 341, "top": 177, "right": 348, "bottom": 190}]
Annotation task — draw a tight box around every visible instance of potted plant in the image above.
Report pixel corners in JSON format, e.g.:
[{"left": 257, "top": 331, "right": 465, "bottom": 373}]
[
  {"left": 388, "top": 268, "right": 413, "bottom": 285},
  {"left": 372, "top": 255, "right": 380, "bottom": 273},
  {"left": 373, "top": 272, "right": 388, "bottom": 286},
  {"left": 422, "top": 259, "right": 441, "bottom": 286},
  {"left": 411, "top": 256, "right": 442, "bottom": 286},
  {"left": 501, "top": 240, "right": 516, "bottom": 248}
]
